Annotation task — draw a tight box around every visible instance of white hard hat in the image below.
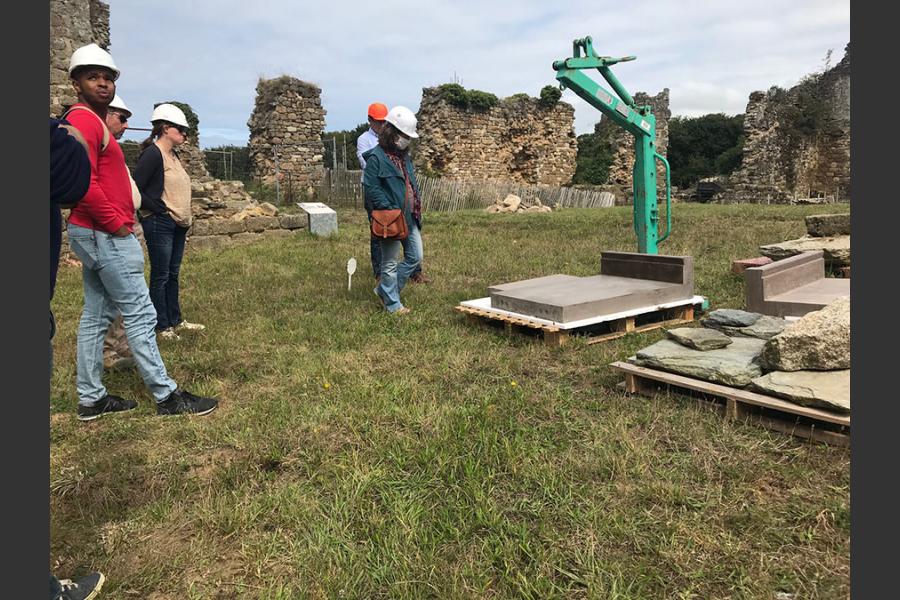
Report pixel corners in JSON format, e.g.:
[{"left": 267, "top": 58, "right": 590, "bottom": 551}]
[
  {"left": 68, "top": 43, "right": 120, "bottom": 80},
  {"left": 385, "top": 106, "right": 419, "bottom": 138},
  {"left": 150, "top": 103, "right": 189, "bottom": 128},
  {"left": 108, "top": 95, "right": 132, "bottom": 118}
]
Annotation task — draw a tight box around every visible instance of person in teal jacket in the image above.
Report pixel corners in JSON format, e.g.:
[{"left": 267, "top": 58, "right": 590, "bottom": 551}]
[{"left": 362, "top": 106, "right": 423, "bottom": 315}]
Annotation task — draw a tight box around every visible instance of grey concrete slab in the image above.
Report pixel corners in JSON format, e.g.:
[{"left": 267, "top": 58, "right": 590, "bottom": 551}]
[
  {"left": 488, "top": 274, "right": 581, "bottom": 295},
  {"left": 490, "top": 274, "right": 692, "bottom": 322},
  {"left": 488, "top": 252, "right": 695, "bottom": 323}
]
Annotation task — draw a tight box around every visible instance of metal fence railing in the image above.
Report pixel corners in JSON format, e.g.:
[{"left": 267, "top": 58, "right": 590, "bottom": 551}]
[{"left": 315, "top": 169, "right": 616, "bottom": 212}]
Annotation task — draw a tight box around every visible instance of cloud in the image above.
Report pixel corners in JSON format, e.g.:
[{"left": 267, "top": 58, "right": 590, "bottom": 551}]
[{"left": 105, "top": 0, "right": 849, "bottom": 145}]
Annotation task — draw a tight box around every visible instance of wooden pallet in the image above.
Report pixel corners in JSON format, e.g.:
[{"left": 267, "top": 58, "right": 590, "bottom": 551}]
[
  {"left": 454, "top": 303, "right": 696, "bottom": 347},
  {"left": 611, "top": 361, "right": 850, "bottom": 446}
]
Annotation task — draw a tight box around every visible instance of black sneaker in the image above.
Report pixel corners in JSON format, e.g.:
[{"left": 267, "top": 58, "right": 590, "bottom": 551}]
[
  {"left": 58, "top": 571, "right": 105, "bottom": 600},
  {"left": 157, "top": 389, "right": 219, "bottom": 416},
  {"left": 77, "top": 394, "right": 138, "bottom": 421}
]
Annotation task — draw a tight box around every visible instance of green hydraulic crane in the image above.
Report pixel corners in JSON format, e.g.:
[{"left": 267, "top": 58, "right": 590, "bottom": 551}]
[{"left": 553, "top": 36, "right": 671, "bottom": 254}]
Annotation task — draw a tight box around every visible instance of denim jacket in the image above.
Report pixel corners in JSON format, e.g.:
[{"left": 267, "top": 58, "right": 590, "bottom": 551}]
[{"left": 362, "top": 145, "right": 421, "bottom": 229}]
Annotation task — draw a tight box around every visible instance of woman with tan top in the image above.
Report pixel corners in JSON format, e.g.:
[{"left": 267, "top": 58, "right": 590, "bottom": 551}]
[{"left": 134, "top": 103, "right": 204, "bottom": 340}]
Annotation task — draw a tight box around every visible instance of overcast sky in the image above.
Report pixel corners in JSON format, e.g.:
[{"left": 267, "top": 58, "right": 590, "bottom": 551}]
[{"left": 106, "top": 0, "right": 849, "bottom": 148}]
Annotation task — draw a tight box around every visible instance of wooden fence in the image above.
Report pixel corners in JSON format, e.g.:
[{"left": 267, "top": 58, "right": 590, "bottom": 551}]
[{"left": 315, "top": 169, "right": 616, "bottom": 211}]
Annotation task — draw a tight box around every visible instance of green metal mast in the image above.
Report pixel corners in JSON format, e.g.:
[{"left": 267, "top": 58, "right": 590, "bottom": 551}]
[{"left": 553, "top": 36, "right": 671, "bottom": 254}]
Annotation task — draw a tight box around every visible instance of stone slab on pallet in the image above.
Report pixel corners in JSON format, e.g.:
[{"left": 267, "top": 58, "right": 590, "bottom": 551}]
[
  {"left": 457, "top": 297, "right": 699, "bottom": 347},
  {"left": 488, "top": 252, "right": 693, "bottom": 323},
  {"left": 612, "top": 361, "right": 850, "bottom": 447}
]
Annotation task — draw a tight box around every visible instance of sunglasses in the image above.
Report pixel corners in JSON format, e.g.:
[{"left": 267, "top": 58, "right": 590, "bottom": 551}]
[
  {"left": 167, "top": 124, "right": 187, "bottom": 135},
  {"left": 113, "top": 112, "right": 128, "bottom": 124}
]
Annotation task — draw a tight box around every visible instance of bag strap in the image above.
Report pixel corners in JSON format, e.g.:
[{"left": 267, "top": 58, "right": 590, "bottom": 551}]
[
  {"left": 400, "top": 159, "right": 410, "bottom": 213},
  {"left": 62, "top": 105, "right": 110, "bottom": 153}
]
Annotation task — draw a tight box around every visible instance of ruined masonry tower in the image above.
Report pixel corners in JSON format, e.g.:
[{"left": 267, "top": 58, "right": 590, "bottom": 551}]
[{"left": 247, "top": 76, "right": 326, "bottom": 195}]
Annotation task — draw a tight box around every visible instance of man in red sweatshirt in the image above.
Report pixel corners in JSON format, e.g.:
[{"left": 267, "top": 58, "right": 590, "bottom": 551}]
[{"left": 64, "top": 43, "right": 218, "bottom": 420}]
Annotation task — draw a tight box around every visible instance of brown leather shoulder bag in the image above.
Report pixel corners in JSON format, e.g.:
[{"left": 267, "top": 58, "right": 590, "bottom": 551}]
[{"left": 370, "top": 165, "right": 410, "bottom": 241}]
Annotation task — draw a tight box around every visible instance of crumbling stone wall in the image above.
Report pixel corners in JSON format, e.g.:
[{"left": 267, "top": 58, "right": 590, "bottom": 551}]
[
  {"left": 725, "top": 46, "right": 850, "bottom": 203},
  {"left": 595, "top": 89, "right": 671, "bottom": 204},
  {"left": 414, "top": 89, "right": 577, "bottom": 185},
  {"left": 50, "top": 0, "right": 110, "bottom": 116},
  {"left": 188, "top": 182, "right": 308, "bottom": 251},
  {"left": 248, "top": 76, "right": 326, "bottom": 195}
]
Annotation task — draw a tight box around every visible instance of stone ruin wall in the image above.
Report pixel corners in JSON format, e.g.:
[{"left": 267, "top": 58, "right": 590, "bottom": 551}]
[
  {"left": 725, "top": 46, "right": 850, "bottom": 203},
  {"left": 248, "top": 76, "right": 326, "bottom": 195},
  {"left": 186, "top": 182, "right": 308, "bottom": 251},
  {"left": 50, "top": 0, "right": 110, "bottom": 117},
  {"left": 413, "top": 88, "right": 577, "bottom": 186},
  {"left": 596, "top": 89, "right": 671, "bottom": 204}
]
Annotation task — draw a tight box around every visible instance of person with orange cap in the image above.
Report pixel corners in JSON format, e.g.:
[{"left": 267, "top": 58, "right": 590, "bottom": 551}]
[{"left": 357, "top": 103, "right": 388, "bottom": 281}]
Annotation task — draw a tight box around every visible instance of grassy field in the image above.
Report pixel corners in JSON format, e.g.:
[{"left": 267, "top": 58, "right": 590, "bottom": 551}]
[{"left": 50, "top": 203, "right": 850, "bottom": 599}]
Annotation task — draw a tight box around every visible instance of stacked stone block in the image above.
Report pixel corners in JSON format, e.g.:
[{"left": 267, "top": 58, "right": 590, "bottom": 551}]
[{"left": 187, "top": 180, "right": 308, "bottom": 250}]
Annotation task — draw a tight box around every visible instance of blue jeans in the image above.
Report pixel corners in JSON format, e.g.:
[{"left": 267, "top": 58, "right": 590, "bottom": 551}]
[
  {"left": 365, "top": 203, "right": 419, "bottom": 280},
  {"left": 141, "top": 213, "right": 188, "bottom": 331},
  {"left": 375, "top": 225, "right": 423, "bottom": 312},
  {"left": 67, "top": 224, "right": 178, "bottom": 405}
]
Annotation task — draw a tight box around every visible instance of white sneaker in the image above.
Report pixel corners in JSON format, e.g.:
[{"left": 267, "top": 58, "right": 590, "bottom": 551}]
[
  {"left": 158, "top": 328, "right": 181, "bottom": 340},
  {"left": 176, "top": 321, "right": 206, "bottom": 331}
]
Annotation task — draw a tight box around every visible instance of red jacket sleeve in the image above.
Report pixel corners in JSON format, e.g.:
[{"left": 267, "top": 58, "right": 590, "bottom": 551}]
[{"left": 66, "top": 109, "right": 126, "bottom": 233}]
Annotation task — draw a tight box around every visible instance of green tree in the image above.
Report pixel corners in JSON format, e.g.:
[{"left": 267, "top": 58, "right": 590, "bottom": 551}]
[
  {"left": 435, "top": 83, "right": 499, "bottom": 111},
  {"left": 538, "top": 85, "right": 562, "bottom": 108},
  {"left": 572, "top": 130, "right": 614, "bottom": 185},
  {"left": 667, "top": 113, "right": 744, "bottom": 188},
  {"left": 322, "top": 122, "right": 369, "bottom": 170}
]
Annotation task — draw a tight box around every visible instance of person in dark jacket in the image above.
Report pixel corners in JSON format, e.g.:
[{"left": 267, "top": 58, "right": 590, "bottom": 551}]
[
  {"left": 133, "top": 103, "right": 204, "bottom": 340},
  {"left": 363, "top": 106, "right": 424, "bottom": 315},
  {"left": 50, "top": 118, "right": 90, "bottom": 303},
  {"left": 49, "top": 118, "right": 107, "bottom": 600}
]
